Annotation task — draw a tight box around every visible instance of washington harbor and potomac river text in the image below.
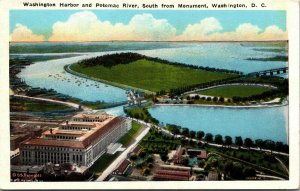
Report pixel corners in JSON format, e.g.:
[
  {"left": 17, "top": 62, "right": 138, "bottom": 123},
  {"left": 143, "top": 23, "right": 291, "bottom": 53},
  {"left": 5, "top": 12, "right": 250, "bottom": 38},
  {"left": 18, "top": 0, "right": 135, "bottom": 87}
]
[{"left": 22, "top": 2, "right": 268, "bottom": 9}]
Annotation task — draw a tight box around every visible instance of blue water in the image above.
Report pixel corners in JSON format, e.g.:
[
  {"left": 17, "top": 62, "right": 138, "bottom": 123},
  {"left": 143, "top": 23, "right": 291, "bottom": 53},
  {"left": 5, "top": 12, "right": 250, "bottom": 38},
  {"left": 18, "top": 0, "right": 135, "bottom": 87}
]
[
  {"left": 148, "top": 105, "right": 288, "bottom": 143},
  {"left": 138, "top": 43, "right": 287, "bottom": 74},
  {"left": 103, "top": 105, "right": 126, "bottom": 116},
  {"left": 18, "top": 52, "right": 127, "bottom": 103},
  {"left": 12, "top": 42, "right": 288, "bottom": 143},
  {"left": 16, "top": 42, "right": 287, "bottom": 103}
]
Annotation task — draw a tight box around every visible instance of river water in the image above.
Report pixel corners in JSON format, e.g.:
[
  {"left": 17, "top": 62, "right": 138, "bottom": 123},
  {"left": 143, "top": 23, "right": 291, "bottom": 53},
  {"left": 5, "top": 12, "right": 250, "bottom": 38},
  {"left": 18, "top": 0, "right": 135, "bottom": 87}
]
[
  {"left": 12, "top": 42, "right": 288, "bottom": 143},
  {"left": 149, "top": 105, "right": 288, "bottom": 143}
]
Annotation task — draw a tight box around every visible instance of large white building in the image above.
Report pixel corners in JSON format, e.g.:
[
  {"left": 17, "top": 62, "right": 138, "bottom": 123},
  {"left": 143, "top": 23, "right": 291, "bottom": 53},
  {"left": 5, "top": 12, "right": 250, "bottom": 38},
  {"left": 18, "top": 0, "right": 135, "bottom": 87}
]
[{"left": 19, "top": 112, "right": 132, "bottom": 167}]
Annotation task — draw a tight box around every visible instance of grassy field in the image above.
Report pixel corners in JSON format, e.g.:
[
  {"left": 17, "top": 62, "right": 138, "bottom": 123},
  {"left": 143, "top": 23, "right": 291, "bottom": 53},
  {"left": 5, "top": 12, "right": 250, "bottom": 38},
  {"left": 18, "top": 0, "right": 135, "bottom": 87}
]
[
  {"left": 10, "top": 97, "right": 72, "bottom": 112},
  {"left": 89, "top": 153, "right": 120, "bottom": 174},
  {"left": 70, "top": 59, "right": 238, "bottom": 92},
  {"left": 197, "top": 85, "right": 273, "bottom": 98},
  {"left": 118, "top": 121, "right": 143, "bottom": 147},
  {"left": 207, "top": 147, "right": 289, "bottom": 177}
]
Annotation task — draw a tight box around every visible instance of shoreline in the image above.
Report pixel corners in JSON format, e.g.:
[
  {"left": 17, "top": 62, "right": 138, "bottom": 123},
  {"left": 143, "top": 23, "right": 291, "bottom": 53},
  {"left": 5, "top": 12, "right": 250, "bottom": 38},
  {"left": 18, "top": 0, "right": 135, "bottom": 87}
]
[
  {"left": 64, "top": 64, "right": 155, "bottom": 95},
  {"left": 153, "top": 102, "right": 288, "bottom": 108},
  {"left": 183, "top": 83, "right": 278, "bottom": 95},
  {"left": 65, "top": 63, "right": 288, "bottom": 109}
]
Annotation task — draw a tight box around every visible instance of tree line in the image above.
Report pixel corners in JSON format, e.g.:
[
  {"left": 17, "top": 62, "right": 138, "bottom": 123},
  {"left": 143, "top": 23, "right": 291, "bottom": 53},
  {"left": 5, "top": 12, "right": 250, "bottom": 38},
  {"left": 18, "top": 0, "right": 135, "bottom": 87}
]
[
  {"left": 162, "top": 75, "right": 288, "bottom": 99},
  {"left": 157, "top": 76, "right": 241, "bottom": 96},
  {"left": 246, "top": 55, "right": 288, "bottom": 62},
  {"left": 76, "top": 52, "right": 241, "bottom": 74},
  {"left": 166, "top": 123, "right": 288, "bottom": 153},
  {"left": 125, "top": 106, "right": 159, "bottom": 124}
]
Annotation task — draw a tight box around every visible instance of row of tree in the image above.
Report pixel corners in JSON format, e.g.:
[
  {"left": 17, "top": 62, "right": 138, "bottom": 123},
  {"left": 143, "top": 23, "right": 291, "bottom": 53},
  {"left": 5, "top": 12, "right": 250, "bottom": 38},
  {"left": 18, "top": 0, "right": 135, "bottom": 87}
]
[
  {"left": 246, "top": 55, "right": 288, "bottom": 62},
  {"left": 187, "top": 95, "right": 226, "bottom": 103},
  {"left": 166, "top": 124, "right": 288, "bottom": 153},
  {"left": 167, "top": 76, "right": 242, "bottom": 96},
  {"left": 77, "top": 52, "right": 144, "bottom": 68},
  {"left": 145, "top": 56, "right": 242, "bottom": 74},
  {"left": 125, "top": 107, "right": 159, "bottom": 124},
  {"left": 77, "top": 52, "right": 242, "bottom": 74},
  {"left": 166, "top": 75, "right": 288, "bottom": 98}
]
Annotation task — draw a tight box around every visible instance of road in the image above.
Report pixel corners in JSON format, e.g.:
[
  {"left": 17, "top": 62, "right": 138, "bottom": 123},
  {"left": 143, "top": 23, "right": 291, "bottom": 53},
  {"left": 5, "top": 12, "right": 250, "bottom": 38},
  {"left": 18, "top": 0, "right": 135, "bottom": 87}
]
[
  {"left": 183, "top": 83, "right": 278, "bottom": 95},
  {"left": 275, "top": 156, "right": 289, "bottom": 175},
  {"left": 10, "top": 120, "right": 60, "bottom": 125},
  {"left": 96, "top": 122, "right": 150, "bottom": 181},
  {"left": 13, "top": 94, "right": 91, "bottom": 111},
  {"left": 256, "top": 174, "right": 285, "bottom": 180}
]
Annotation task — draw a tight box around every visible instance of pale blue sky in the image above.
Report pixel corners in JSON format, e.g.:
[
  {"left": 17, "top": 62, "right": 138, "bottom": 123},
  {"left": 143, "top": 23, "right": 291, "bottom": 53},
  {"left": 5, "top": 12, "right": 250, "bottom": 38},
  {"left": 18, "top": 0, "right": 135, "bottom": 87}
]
[{"left": 10, "top": 10, "right": 286, "bottom": 39}]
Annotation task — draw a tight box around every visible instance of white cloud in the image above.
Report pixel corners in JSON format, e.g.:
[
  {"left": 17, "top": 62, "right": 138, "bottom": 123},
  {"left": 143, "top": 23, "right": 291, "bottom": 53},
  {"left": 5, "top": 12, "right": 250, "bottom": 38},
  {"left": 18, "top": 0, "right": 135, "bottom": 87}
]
[
  {"left": 177, "top": 19, "right": 287, "bottom": 41},
  {"left": 11, "top": 12, "right": 287, "bottom": 42},
  {"left": 235, "top": 23, "right": 261, "bottom": 38},
  {"left": 48, "top": 11, "right": 176, "bottom": 41},
  {"left": 259, "top": 25, "right": 287, "bottom": 41},
  {"left": 49, "top": 11, "right": 106, "bottom": 41},
  {"left": 175, "top": 17, "right": 223, "bottom": 41},
  {"left": 181, "top": 17, "right": 222, "bottom": 38},
  {"left": 127, "top": 14, "right": 176, "bottom": 41},
  {"left": 10, "top": 24, "right": 45, "bottom": 42}
]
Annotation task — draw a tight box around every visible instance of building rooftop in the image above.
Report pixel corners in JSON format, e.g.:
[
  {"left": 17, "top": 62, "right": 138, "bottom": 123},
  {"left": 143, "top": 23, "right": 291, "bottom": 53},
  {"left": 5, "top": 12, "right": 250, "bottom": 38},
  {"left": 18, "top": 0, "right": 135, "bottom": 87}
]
[
  {"left": 21, "top": 116, "right": 125, "bottom": 149},
  {"left": 131, "top": 145, "right": 142, "bottom": 154},
  {"left": 60, "top": 122, "right": 97, "bottom": 127},
  {"left": 72, "top": 112, "right": 109, "bottom": 120},
  {"left": 198, "top": 151, "right": 207, "bottom": 159},
  {"left": 153, "top": 169, "right": 190, "bottom": 181},
  {"left": 43, "top": 129, "right": 84, "bottom": 136},
  {"left": 112, "top": 159, "right": 131, "bottom": 175},
  {"left": 208, "top": 171, "right": 220, "bottom": 181}
]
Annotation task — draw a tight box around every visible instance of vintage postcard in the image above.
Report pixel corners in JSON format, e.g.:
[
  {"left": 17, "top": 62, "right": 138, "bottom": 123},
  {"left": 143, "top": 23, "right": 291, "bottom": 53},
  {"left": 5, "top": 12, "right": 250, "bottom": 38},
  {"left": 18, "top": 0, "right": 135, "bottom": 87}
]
[{"left": 0, "top": 0, "right": 299, "bottom": 189}]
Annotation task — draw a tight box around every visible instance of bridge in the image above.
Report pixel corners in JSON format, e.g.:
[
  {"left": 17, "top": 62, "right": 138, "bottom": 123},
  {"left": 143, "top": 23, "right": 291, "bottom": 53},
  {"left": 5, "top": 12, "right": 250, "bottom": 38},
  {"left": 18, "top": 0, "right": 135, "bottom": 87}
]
[
  {"left": 247, "top": 67, "right": 288, "bottom": 77},
  {"left": 123, "top": 90, "right": 149, "bottom": 110}
]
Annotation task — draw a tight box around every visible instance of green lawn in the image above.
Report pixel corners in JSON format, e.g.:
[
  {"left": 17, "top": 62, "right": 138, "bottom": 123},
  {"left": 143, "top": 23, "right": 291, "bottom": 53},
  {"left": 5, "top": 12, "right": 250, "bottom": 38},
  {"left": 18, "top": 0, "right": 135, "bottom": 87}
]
[
  {"left": 10, "top": 97, "right": 71, "bottom": 112},
  {"left": 197, "top": 85, "right": 273, "bottom": 98},
  {"left": 118, "top": 121, "right": 143, "bottom": 147},
  {"left": 70, "top": 59, "right": 238, "bottom": 92},
  {"left": 89, "top": 153, "right": 119, "bottom": 174}
]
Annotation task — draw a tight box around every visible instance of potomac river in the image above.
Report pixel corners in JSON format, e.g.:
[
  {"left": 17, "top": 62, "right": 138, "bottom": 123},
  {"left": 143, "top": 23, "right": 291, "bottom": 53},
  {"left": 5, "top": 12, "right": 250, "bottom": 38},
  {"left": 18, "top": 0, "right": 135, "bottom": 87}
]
[{"left": 14, "top": 42, "right": 288, "bottom": 143}]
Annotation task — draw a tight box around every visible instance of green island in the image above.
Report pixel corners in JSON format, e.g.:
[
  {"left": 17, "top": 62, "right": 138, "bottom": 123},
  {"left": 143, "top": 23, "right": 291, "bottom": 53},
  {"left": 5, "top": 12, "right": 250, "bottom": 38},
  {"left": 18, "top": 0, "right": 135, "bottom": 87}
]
[
  {"left": 196, "top": 85, "right": 274, "bottom": 98},
  {"left": 240, "top": 42, "right": 287, "bottom": 47},
  {"left": 253, "top": 48, "right": 286, "bottom": 53},
  {"left": 69, "top": 53, "right": 239, "bottom": 93},
  {"left": 67, "top": 52, "right": 288, "bottom": 106},
  {"left": 246, "top": 55, "right": 288, "bottom": 62}
]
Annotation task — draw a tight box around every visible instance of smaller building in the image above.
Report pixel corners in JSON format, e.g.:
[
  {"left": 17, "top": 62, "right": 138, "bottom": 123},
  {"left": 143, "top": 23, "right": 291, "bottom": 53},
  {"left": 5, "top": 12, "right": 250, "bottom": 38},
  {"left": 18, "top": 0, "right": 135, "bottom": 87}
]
[
  {"left": 42, "top": 162, "right": 93, "bottom": 181},
  {"left": 198, "top": 150, "right": 207, "bottom": 159},
  {"left": 107, "top": 143, "right": 123, "bottom": 155},
  {"left": 187, "top": 149, "right": 208, "bottom": 159},
  {"left": 173, "top": 145, "right": 185, "bottom": 164},
  {"left": 112, "top": 159, "right": 132, "bottom": 176},
  {"left": 131, "top": 145, "right": 142, "bottom": 155},
  {"left": 10, "top": 124, "right": 43, "bottom": 150},
  {"left": 153, "top": 169, "right": 191, "bottom": 181},
  {"left": 207, "top": 171, "right": 220, "bottom": 181}
]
